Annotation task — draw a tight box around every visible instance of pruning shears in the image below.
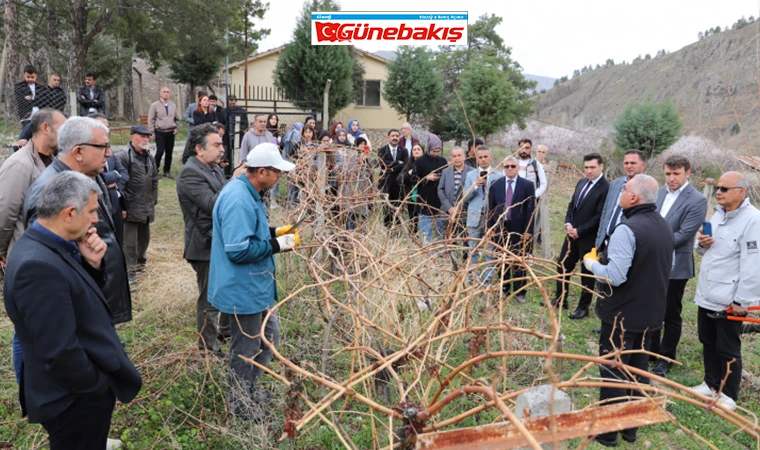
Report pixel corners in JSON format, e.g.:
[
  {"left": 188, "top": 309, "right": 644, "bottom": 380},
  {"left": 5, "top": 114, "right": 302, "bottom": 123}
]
[{"left": 706, "top": 305, "right": 760, "bottom": 323}]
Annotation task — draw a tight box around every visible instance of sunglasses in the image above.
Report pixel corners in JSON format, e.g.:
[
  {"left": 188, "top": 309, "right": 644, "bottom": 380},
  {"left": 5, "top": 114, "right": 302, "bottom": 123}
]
[
  {"left": 715, "top": 186, "right": 742, "bottom": 193},
  {"left": 504, "top": 164, "right": 517, "bottom": 169}
]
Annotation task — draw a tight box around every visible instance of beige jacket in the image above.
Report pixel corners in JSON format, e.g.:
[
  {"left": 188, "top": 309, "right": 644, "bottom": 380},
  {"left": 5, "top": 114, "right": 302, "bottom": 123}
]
[
  {"left": 0, "top": 141, "right": 48, "bottom": 257},
  {"left": 148, "top": 100, "right": 179, "bottom": 132}
]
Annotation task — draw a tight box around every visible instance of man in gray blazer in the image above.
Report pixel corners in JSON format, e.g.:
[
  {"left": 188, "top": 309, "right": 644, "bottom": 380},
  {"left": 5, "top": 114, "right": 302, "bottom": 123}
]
[
  {"left": 462, "top": 146, "right": 503, "bottom": 281},
  {"left": 177, "top": 123, "right": 245, "bottom": 356},
  {"left": 650, "top": 155, "right": 708, "bottom": 376},
  {"left": 595, "top": 150, "right": 648, "bottom": 249},
  {"left": 438, "top": 147, "right": 474, "bottom": 244}
]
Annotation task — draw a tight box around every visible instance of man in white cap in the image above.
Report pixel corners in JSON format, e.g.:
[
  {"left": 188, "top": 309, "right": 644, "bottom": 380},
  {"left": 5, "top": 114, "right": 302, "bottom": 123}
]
[{"left": 208, "top": 142, "right": 300, "bottom": 421}]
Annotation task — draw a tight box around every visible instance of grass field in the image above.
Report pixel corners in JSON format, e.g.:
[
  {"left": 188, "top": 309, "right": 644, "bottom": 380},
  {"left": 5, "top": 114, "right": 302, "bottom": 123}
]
[{"left": 1, "top": 151, "right": 759, "bottom": 449}]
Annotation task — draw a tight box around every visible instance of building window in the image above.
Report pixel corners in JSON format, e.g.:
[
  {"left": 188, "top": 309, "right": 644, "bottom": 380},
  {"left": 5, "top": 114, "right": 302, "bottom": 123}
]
[{"left": 356, "top": 80, "right": 381, "bottom": 107}]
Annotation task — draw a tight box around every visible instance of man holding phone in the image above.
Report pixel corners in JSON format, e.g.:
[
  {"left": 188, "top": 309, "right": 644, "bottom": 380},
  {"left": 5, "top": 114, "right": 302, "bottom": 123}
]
[
  {"left": 650, "top": 155, "right": 707, "bottom": 377},
  {"left": 462, "top": 146, "right": 503, "bottom": 282},
  {"left": 691, "top": 171, "right": 760, "bottom": 411}
]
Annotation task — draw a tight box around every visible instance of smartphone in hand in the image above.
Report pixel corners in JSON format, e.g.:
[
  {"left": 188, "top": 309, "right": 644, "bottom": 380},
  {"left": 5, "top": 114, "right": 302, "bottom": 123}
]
[{"left": 702, "top": 221, "right": 712, "bottom": 237}]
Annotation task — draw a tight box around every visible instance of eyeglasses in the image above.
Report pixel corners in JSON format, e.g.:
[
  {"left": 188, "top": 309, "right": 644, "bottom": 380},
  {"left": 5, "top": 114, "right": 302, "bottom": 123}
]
[
  {"left": 266, "top": 167, "right": 282, "bottom": 175},
  {"left": 77, "top": 142, "right": 111, "bottom": 151},
  {"left": 504, "top": 164, "right": 517, "bottom": 169},
  {"left": 715, "top": 186, "right": 743, "bottom": 193}
]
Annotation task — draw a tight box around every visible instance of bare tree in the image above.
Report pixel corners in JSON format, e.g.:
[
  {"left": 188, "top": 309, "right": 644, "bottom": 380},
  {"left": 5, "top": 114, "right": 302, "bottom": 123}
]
[
  {"left": 4, "top": 0, "right": 20, "bottom": 119},
  {"left": 66, "top": 0, "right": 112, "bottom": 94}
]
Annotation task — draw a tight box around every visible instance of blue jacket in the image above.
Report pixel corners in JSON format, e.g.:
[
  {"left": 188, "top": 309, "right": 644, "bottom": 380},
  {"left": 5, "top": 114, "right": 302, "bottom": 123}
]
[
  {"left": 208, "top": 175, "right": 280, "bottom": 315},
  {"left": 463, "top": 168, "right": 504, "bottom": 229}
]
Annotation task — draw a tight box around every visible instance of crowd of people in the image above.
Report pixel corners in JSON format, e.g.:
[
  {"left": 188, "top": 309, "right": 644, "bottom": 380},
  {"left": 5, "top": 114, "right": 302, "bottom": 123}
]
[{"left": 1, "top": 79, "right": 759, "bottom": 448}]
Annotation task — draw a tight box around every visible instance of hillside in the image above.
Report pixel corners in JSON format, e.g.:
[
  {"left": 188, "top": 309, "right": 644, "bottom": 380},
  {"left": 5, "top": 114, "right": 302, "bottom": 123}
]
[
  {"left": 372, "top": 50, "right": 556, "bottom": 94},
  {"left": 535, "top": 24, "right": 760, "bottom": 153}
]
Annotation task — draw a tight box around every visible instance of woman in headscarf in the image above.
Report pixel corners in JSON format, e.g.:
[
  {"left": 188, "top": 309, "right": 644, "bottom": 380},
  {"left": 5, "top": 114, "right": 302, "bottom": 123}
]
[
  {"left": 266, "top": 114, "right": 280, "bottom": 142},
  {"left": 339, "top": 136, "right": 375, "bottom": 230},
  {"left": 330, "top": 121, "right": 344, "bottom": 141},
  {"left": 397, "top": 142, "right": 425, "bottom": 234},
  {"left": 286, "top": 125, "right": 317, "bottom": 206},
  {"left": 414, "top": 134, "right": 447, "bottom": 244},
  {"left": 346, "top": 119, "right": 362, "bottom": 145}
]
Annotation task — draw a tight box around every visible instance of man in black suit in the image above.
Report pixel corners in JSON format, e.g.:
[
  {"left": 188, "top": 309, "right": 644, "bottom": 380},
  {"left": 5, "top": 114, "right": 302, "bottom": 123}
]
[
  {"left": 4, "top": 171, "right": 142, "bottom": 450},
  {"left": 14, "top": 65, "right": 40, "bottom": 124},
  {"left": 487, "top": 156, "right": 536, "bottom": 302},
  {"left": 553, "top": 153, "right": 610, "bottom": 319},
  {"left": 377, "top": 129, "right": 408, "bottom": 227}
]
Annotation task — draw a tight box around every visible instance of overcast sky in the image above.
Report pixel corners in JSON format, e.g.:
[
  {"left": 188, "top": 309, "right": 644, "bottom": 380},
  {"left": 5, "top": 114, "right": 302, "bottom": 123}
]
[{"left": 251, "top": 0, "right": 758, "bottom": 78}]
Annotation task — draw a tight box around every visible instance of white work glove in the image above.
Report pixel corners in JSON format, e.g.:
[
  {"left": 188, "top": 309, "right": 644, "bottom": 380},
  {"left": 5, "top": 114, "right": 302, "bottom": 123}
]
[
  {"left": 583, "top": 258, "right": 596, "bottom": 272},
  {"left": 275, "top": 233, "right": 300, "bottom": 252}
]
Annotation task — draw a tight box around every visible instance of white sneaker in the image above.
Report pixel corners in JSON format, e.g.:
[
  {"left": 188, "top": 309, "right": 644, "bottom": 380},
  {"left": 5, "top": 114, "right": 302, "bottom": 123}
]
[
  {"left": 691, "top": 381, "right": 714, "bottom": 397},
  {"left": 106, "top": 439, "right": 123, "bottom": 450},
  {"left": 717, "top": 393, "right": 737, "bottom": 411}
]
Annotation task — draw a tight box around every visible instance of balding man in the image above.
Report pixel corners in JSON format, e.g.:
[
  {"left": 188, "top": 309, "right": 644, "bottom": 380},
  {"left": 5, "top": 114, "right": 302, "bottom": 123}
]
[
  {"left": 536, "top": 144, "right": 548, "bottom": 165},
  {"left": 148, "top": 87, "right": 180, "bottom": 178},
  {"left": 25, "top": 117, "right": 132, "bottom": 325},
  {"left": 398, "top": 122, "right": 419, "bottom": 154},
  {"left": 0, "top": 109, "right": 65, "bottom": 264},
  {"left": 583, "top": 174, "right": 674, "bottom": 447},
  {"left": 690, "top": 171, "right": 760, "bottom": 411}
]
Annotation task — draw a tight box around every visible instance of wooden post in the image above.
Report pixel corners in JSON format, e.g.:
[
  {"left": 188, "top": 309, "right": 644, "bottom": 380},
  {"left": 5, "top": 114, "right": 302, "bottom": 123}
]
[
  {"left": 117, "top": 84, "right": 124, "bottom": 119},
  {"left": 539, "top": 198, "right": 551, "bottom": 259},
  {"left": 69, "top": 91, "right": 78, "bottom": 116},
  {"left": 315, "top": 152, "right": 327, "bottom": 262},
  {"left": 702, "top": 178, "right": 714, "bottom": 211}
]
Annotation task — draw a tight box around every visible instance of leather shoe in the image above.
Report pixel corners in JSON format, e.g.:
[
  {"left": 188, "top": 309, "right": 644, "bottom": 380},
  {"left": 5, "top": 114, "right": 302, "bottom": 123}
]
[
  {"left": 550, "top": 297, "right": 569, "bottom": 310},
  {"left": 592, "top": 327, "right": 602, "bottom": 334},
  {"left": 569, "top": 308, "right": 589, "bottom": 319},
  {"left": 621, "top": 429, "right": 637, "bottom": 443},
  {"left": 593, "top": 434, "right": 618, "bottom": 447},
  {"left": 652, "top": 361, "right": 671, "bottom": 377}
]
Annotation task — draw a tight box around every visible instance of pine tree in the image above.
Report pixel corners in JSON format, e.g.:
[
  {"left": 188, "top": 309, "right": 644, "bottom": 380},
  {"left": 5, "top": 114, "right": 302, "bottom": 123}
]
[
  {"left": 614, "top": 100, "right": 682, "bottom": 159},
  {"left": 383, "top": 46, "right": 442, "bottom": 122},
  {"left": 274, "top": 0, "right": 357, "bottom": 115}
]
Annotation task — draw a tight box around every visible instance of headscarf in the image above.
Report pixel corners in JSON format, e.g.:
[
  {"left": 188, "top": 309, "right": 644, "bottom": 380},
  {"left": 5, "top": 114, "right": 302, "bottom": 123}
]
[
  {"left": 347, "top": 119, "right": 363, "bottom": 139},
  {"left": 427, "top": 134, "right": 443, "bottom": 153},
  {"left": 334, "top": 128, "right": 350, "bottom": 146}
]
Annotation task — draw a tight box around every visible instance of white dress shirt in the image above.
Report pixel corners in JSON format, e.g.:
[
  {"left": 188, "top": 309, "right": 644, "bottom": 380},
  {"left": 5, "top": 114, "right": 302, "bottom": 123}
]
[{"left": 660, "top": 181, "right": 689, "bottom": 218}]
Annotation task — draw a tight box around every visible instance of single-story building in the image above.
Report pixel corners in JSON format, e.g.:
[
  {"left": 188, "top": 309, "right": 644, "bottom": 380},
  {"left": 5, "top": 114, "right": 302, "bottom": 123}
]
[{"left": 224, "top": 46, "right": 402, "bottom": 130}]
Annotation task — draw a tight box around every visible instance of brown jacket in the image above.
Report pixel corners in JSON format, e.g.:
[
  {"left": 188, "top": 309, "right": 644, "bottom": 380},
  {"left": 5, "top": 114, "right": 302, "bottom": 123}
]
[
  {"left": 0, "top": 141, "right": 48, "bottom": 257},
  {"left": 116, "top": 144, "right": 159, "bottom": 223},
  {"left": 148, "top": 100, "right": 179, "bottom": 133}
]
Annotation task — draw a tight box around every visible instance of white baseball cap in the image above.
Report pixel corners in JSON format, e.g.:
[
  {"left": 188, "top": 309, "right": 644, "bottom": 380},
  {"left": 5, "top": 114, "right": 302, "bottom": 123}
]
[{"left": 246, "top": 142, "right": 295, "bottom": 171}]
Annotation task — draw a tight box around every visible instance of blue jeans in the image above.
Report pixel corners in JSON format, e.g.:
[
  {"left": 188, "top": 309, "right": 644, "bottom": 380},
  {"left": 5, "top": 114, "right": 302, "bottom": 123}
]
[
  {"left": 13, "top": 333, "right": 22, "bottom": 383},
  {"left": 467, "top": 226, "right": 497, "bottom": 282},
  {"left": 286, "top": 182, "right": 300, "bottom": 206},
  {"left": 419, "top": 214, "right": 445, "bottom": 244}
]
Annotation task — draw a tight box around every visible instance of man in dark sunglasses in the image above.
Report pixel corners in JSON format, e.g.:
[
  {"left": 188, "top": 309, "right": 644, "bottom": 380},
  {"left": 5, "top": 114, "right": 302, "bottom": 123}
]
[
  {"left": 692, "top": 171, "right": 760, "bottom": 412},
  {"left": 486, "top": 156, "right": 536, "bottom": 302}
]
